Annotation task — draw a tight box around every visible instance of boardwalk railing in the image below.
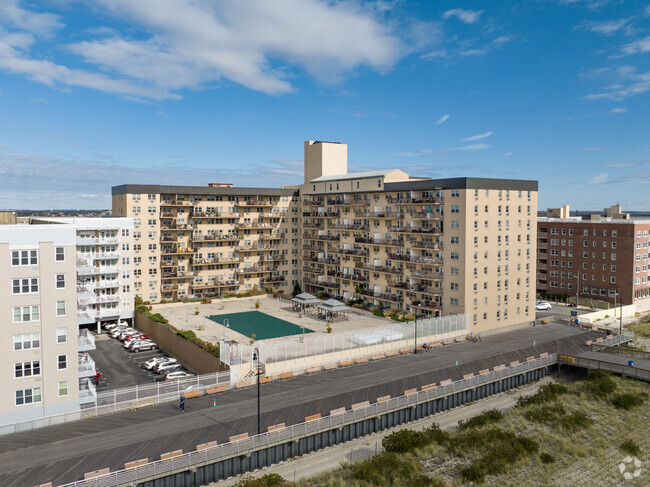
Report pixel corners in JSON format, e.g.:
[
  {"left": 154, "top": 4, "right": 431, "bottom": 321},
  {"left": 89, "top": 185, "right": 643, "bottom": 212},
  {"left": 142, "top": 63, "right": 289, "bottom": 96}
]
[{"left": 55, "top": 354, "right": 556, "bottom": 487}]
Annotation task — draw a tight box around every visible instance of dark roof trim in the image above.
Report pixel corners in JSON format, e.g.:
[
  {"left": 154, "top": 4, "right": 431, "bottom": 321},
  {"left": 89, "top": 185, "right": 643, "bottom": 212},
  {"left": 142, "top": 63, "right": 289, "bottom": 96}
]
[
  {"left": 385, "top": 177, "right": 538, "bottom": 192},
  {"left": 112, "top": 184, "right": 298, "bottom": 197}
]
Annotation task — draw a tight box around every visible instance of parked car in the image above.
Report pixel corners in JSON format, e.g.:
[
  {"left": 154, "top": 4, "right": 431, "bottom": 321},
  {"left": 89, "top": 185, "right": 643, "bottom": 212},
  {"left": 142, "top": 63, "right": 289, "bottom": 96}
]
[
  {"left": 155, "top": 361, "right": 182, "bottom": 374},
  {"left": 124, "top": 335, "right": 148, "bottom": 347},
  {"left": 130, "top": 340, "right": 158, "bottom": 352},
  {"left": 165, "top": 371, "right": 193, "bottom": 380},
  {"left": 535, "top": 301, "right": 552, "bottom": 311},
  {"left": 109, "top": 326, "right": 130, "bottom": 338},
  {"left": 144, "top": 357, "right": 175, "bottom": 370},
  {"left": 118, "top": 330, "right": 140, "bottom": 341},
  {"left": 112, "top": 328, "right": 135, "bottom": 339}
]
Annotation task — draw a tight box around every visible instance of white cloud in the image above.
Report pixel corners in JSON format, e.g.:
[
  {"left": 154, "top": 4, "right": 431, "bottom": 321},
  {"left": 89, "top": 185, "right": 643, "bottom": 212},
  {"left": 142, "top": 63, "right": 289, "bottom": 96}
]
[
  {"left": 442, "top": 9, "right": 483, "bottom": 24},
  {"left": 610, "top": 107, "right": 627, "bottom": 113},
  {"left": 577, "top": 18, "right": 632, "bottom": 36},
  {"left": 454, "top": 143, "right": 489, "bottom": 151},
  {"left": 459, "top": 36, "right": 512, "bottom": 56},
  {"left": 621, "top": 36, "right": 650, "bottom": 55},
  {"left": 582, "top": 147, "right": 604, "bottom": 151},
  {"left": 398, "top": 149, "right": 432, "bottom": 157},
  {"left": 584, "top": 67, "right": 650, "bottom": 100},
  {"left": 435, "top": 114, "right": 449, "bottom": 125},
  {"left": 504, "top": 152, "right": 514, "bottom": 156},
  {"left": 588, "top": 173, "right": 608, "bottom": 184},
  {"left": 462, "top": 131, "right": 492, "bottom": 142},
  {"left": 0, "top": 0, "right": 409, "bottom": 99},
  {"left": 601, "top": 161, "right": 645, "bottom": 168}
]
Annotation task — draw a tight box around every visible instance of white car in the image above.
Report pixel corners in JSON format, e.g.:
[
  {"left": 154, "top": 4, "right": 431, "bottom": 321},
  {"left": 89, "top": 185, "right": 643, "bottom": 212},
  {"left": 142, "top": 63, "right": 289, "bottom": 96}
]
[
  {"left": 144, "top": 357, "right": 175, "bottom": 370},
  {"left": 109, "top": 327, "right": 130, "bottom": 338},
  {"left": 535, "top": 301, "right": 552, "bottom": 311},
  {"left": 165, "top": 371, "right": 193, "bottom": 380},
  {"left": 155, "top": 361, "right": 182, "bottom": 374},
  {"left": 130, "top": 340, "right": 158, "bottom": 352}
]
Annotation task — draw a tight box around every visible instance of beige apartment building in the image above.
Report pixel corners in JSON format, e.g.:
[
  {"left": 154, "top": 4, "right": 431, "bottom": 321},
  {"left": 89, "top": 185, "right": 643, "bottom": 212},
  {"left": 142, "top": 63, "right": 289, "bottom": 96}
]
[
  {"left": 0, "top": 224, "right": 82, "bottom": 424},
  {"left": 112, "top": 185, "right": 301, "bottom": 302},
  {"left": 112, "top": 141, "right": 537, "bottom": 333}
]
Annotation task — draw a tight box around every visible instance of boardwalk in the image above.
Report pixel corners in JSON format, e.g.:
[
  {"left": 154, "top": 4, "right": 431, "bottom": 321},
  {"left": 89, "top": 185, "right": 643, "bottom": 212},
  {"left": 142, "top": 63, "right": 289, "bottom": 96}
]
[{"left": 0, "top": 323, "right": 603, "bottom": 487}]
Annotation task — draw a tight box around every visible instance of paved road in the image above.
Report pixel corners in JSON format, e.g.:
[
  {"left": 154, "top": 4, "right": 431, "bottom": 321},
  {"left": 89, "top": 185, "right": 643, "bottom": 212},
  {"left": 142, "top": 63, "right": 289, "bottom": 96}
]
[{"left": 0, "top": 323, "right": 602, "bottom": 487}]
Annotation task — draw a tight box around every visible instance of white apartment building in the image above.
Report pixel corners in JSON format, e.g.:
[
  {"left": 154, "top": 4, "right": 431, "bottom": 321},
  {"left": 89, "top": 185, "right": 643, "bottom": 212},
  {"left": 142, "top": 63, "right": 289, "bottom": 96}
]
[
  {"left": 0, "top": 225, "right": 82, "bottom": 424},
  {"left": 33, "top": 218, "right": 135, "bottom": 332}
]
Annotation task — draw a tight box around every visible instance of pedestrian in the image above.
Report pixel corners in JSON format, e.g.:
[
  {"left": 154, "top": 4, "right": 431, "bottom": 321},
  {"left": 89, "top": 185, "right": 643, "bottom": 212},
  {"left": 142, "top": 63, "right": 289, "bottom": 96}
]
[
  {"left": 179, "top": 393, "right": 185, "bottom": 412},
  {"left": 477, "top": 334, "right": 481, "bottom": 342},
  {"left": 423, "top": 343, "right": 429, "bottom": 352}
]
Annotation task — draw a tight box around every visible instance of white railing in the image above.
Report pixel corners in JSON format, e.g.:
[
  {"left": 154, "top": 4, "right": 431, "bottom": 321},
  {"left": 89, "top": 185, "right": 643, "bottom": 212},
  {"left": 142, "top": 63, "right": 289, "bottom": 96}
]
[
  {"left": 78, "top": 329, "right": 96, "bottom": 351},
  {"left": 56, "top": 354, "right": 555, "bottom": 487},
  {"left": 78, "top": 378, "right": 96, "bottom": 404},
  {"left": 226, "top": 313, "right": 469, "bottom": 365},
  {"left": 98, "top": 265, "right": 120, "bottom": 274},
  {"left": 78, "top": 353, "right": 96, "bottom": 377}
]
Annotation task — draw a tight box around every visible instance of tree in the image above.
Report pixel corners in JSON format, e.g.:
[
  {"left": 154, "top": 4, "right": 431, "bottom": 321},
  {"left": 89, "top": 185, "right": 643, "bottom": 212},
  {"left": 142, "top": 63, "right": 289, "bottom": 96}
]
[{"left": 292, "top": 283, "right": 302, "bottom": 297}]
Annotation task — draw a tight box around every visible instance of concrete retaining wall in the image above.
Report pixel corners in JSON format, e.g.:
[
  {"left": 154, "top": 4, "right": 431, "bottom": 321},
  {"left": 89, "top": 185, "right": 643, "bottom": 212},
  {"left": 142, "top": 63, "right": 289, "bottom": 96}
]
[{"left": 135, "top": 312, "right": 226, "bottom": 375}]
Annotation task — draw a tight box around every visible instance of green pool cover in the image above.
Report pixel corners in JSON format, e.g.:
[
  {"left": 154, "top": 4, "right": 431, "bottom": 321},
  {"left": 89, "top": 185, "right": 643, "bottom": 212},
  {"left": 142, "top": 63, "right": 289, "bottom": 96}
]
[{"left": 207, "top": 311, "right": 314, "bottom": 340}]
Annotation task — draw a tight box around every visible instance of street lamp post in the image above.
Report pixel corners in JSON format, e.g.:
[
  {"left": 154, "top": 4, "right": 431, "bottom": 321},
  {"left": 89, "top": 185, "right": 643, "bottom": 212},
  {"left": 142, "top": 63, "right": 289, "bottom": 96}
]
[
  {"left": 413, "top": 303, "right": 421, "bottom": 354},
  {"left": 252, "top": 347, "right": 261, "bottom": 435},
  {"left": 573, "top": 274, "right": 580, "bottom": 325}
]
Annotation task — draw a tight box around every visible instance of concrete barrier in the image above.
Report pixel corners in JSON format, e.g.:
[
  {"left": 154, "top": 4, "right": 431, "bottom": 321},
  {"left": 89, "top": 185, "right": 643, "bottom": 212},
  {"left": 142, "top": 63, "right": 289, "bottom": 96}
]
[
  {"left": 442, "top": 339, "right": 453, "bottom": 345},
  {"left": 351, "top": 400, "right": 369, "bottom": 410},
  {"left": 125, "top": 458, "right": 148, "bottom": 470},
  {"left": 463, "top": 373, "right": 474, "bottom": 380},
  {"left": 267, "top": 423, "right": 285, "bottom": 433},
  {"left": 305, "top": 413, "right": 321, "bottom": 423},
  {"left": 586, "top": 340, "right": 593, "bottom": 346},
  {"left": 184, "top": 389, "right": 202, "bottom": 399},
  {"left": 324, "top": 364, "right": 338, "bottom": 370},
  {"left": 161, "top": 450, "right": 183, "bottom": 462},
  {"left": 206, "top": 385, "right": 227, "bottom": 395},
  {"left": 197, "top": 441, "right": 218, "bottom": 451},
  {"left": 371, "top": 354, "right": 386, "bottom": 361},
  {"left": 429, "top": 342, "right": 442, "bottom": 348},
  {"left": 509, "top": 361, "right": 520, "bottom": 367},
  {"left": 235, "top": 380, "right": 251, "bottom": 389},
  {"left": 84, "top": 468, "right": 110, "bottom": 480},
  {"left": 455, "top": 336, "right": 466, "bottom": 343},
  {"left": 540, "top": 352, "right": 549, "bottom": 358},
  {"left": 494, "top": 364, "right": 506, "bottom": 371},
  {"left": 340, "top": 360, "right": 353, "bottom": 367},
  {"left": 229, "top": 433, "right": 249, "bottom": 443},
  {"left": 385, "top": 351, "right": 399, "bottom": 357},
  {"left": 440, "top": 379, "right": 452, "bottom": 386},
  {"left": 479, "top": 369, "right": 490, "bottom": 375},
  {"left": 376, "top": 395, "right": 391, "bottom": 403},
  {"left": 131, "top": 396, "right": 157, "bottom": 411},
  {"left": 526, "top": 356, "right": 535, "bottom": 362},
  {"left": 279, "top": 371, "right": 294, "bottom": 380}
]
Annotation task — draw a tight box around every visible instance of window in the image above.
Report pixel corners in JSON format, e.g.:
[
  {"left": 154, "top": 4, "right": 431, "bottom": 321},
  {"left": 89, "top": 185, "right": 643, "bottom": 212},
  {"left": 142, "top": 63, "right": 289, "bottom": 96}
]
[
  {"left": 450, "top": 252, "right": 459, "bottom": 260},
  {"left": 57, "top": 354, "right": 67, "bottom": 370},
  {"left": 11, "top": 250, "right": 38, "bottom": 266},
  {"left": 451, "top": 205, "right": 460, "bottom": 213},
  {"left": 13, "top": 306, "right": 39, "bottom": 323},
  {"left": 15, "top": 387, "right": 41, "bottom": 406},
  {"left": 15, "top": 361, "right": 40, "bottom": 378},
  {"left": 451, "top": 189, "right": 460, "bottom": 197},
  {"left": 56, "top": 328, "right": 67, "bottom": 343},
  {"left": 12, "top": 278, "right": 38, "bottom": 294},
  {"left": 58, "top": 381, "right": 68, "bottom": 397},
  {"left": 56, "top": 301, "right": 66, "bottom": 317},
  {"left": 13, "top": 333, "right": 40, "bottom": 350},
  {"left": 55, "top": 247, "right": 65, "bottom": 261},
  {"left": 56, "top": 274, "right": 66, "bottom": 289}
]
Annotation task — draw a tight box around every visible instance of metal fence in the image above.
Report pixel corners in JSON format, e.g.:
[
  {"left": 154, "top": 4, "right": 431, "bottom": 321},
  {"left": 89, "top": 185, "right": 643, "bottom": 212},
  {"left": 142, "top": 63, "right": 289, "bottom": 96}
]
[
  {"left": 227, "top": 313, "right": 470, "bottom": 365},
  {"left": 0, "top": 370, "right": 232, "bottom": 437},
  {"left": 56, "top": 353, "right": 556, "bottom": 487}
]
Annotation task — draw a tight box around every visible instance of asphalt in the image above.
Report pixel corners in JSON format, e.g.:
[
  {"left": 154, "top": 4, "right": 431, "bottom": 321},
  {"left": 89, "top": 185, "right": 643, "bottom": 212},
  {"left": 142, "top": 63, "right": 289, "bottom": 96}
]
[{"left": 0, "top": 323, "right": 604, "bottom": 487}]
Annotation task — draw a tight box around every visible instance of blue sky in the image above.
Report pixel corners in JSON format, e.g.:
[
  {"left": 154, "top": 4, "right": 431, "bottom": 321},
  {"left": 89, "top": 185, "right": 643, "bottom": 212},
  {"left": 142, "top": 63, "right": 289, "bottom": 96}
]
[{"left": 0, "top": 0, "right": 649, "bottom": 210}]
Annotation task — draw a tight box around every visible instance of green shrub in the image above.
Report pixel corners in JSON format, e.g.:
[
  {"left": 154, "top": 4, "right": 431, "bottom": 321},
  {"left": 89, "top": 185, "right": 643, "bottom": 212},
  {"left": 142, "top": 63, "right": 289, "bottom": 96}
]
[
  {"left": 524, "top": 404, "right": 566, "bottom": 424},
  {"left": 234, "top": 473, "right": 287, "bottom": 486},
  {"left": 540, "top": 452, "right": 556, "bottom": 464},
  {"left": 350, "top": 452, "right": 439, "bottom": 486},
  {"left": 382, "top": 429, "right": 431, "bottom": 453},
  {"left": 458, "top": 409, "right": 503, "bottom": 431},
  {"left": 149, "top": 313, "right": 168, "bottom": 324},
  {"left": 370, "top": 306, "right": 385, "bottom": 317},
  {"left": 177, "top": 329, "right": 197, "bottom": 339},
  {"left": 516, "top": 382, "right": 568, "bottom": 407},
  {"left": 611, "top": 392, "right": 648, "bottom": 410},
  {"left": 620, "top": 439, "right": 641, "bottom": 456},
  {"left": 557, "top": 411, "right": 593, "bottom": 432},
  {"left": 585, "top": 370, "right": 617, "bottom": 397},
  {"left": 136, "top": 305, "right": 149, "bottom": 314}
]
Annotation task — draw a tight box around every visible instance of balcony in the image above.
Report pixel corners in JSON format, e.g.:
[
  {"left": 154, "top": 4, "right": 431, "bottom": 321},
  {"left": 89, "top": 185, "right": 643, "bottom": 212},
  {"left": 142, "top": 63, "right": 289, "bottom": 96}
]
[
  {"left": 304, "top": 234, "right": 340, "bottom": 242},
  {"left": 328, "top": 271, "right": 368, "bottom": 282},
  {"left": 235, "top": 221, "right": 273, "bottom": 229},
  {"left": 318, "top": 257, "right": 340, "bottom": 265},
  {"left": 302, "top": 222, "right": 323, "bottom": 229},
  {"left": 302, "top": 211, "right": 339, "bottom": 218},
  {"left": 259, "top": 234, "right": 284, "bottom": 240},
  {"left": 409, "top": 271, "right": 443, "bottom": 280},
  {"left": 390, "top": 226, "right": 442, "bottom": 235},
  {"left": 303, "top": 199, "right": 324, "bottom": 206},
  {"left": 260, "top": 276, "right": 285, "bottom": 284},
  {"left": 79, "top": 378, "right": 96, "bottom": 405},
  {"left": 238, "top": 266, "right": 277, "bottom": 274},
  {"left": 192, "top": 257, "right": 240, "bottom": 265},
  {"left": 79, "top": 294, "right": 121, "bottom": 306},
  {"left": 410, "top": 285, "right": 442, "bottom": 296},
  {"left": 161, "top": 236, "right": 177, "bottom": 242},
  {"left": 386, "top": 196, "right": 443, "bottom": 205},
  {"left": 191, "top": 280, "right": 240, "bottom": 289},
  {"left": 237, "top": 244, "right": 278, "bottom": 251},
  {"left": 357, "top": 264, "right": 403, "bottom": 275},
  {"left": 303, "top": 266, "right": 324, "bottom": 275},
  {"left": 161, "top": 224, "right": 188, "bottom": 230},
  {"left": 374, "top": 293, "right": 402, "bottom": 303},
  {"left": 262, "top": 255, "right": 281, "bottom": 261},
  {"left": 326, "top": 198, "right": 370, "bottom": 206},
  {"left": 191, "top": 234, "right": 238, "bottom": 242},
  {"left": 304, "top": 278, "right": 339, "bottom": 289},
  {"left": 408, "top": 241, "right": 442, "bottom": 250},
  {"left": 404, "top": 211, "right": 442, "bottom": 220},
  {"left": 161, "top": 248, "right": 197, "bottom": 255},
  {"left": 161, "top": 200, "right": 193, "bottom": 206},
  {"left": 78, "top": 329, "right": 96, "bottom": 352},
  {"left": 355, "top": 237, "right": 402, "bottom": 247},
  {"left": 328, "top": 223, "right": 369, "bottom": 231},
  {"left": 410, "top": 300, "right": 441, "bottom": 312},
  {"left": 354, "top": 211, "right": 393, "bottom": 218},
  {"left": 328, "top": 247, "right": 369, "bottom": 257},
  {"left": 97, "top": 265, "right": 120, "bottom": 274},
  {"left": 78, "top": 352, "right": 96, "bottom": 378},
  {"left": 162, "top": 284, "right": 179, "bottom": 291}
]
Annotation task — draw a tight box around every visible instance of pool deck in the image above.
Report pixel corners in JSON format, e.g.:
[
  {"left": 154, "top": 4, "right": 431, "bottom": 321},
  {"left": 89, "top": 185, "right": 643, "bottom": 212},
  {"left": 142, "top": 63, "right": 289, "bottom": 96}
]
[{"left": 0, "top": 323, "right": 604, "bottom": 487}]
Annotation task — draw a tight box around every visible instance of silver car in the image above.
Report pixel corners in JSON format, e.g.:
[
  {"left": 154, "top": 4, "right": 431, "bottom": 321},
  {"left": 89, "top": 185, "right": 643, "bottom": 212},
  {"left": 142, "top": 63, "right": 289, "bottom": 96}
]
[
  {"left": 144, "top": 357, "right": 175, "bottom": 370},
  {"left": 130, "top": 340, "right": 157, "bottom": 352}
]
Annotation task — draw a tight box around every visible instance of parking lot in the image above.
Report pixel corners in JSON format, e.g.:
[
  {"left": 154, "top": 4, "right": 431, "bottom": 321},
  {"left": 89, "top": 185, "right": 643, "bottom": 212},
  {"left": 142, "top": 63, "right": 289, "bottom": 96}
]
[{"left": 92, "top": 329, "right": 190, "bottom": 391}]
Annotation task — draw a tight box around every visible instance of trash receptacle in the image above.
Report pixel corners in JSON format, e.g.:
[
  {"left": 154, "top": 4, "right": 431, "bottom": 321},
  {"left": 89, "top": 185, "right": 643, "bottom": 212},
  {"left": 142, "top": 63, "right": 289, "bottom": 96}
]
[
  {"left": 574, "top": 318, "right": 579, "bottom": 325},
  {"left": 628, "top": 360, "right": 634, "bottom": 367}
]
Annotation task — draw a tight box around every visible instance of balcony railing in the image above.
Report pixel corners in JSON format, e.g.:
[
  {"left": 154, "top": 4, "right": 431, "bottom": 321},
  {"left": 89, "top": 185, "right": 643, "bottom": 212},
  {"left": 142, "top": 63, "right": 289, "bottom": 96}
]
[
  {"left": 385, "top": 196, "right": 443, "bottom": 205},
  {"left": 261, "top": 276, "right": 285, "bottom": 284},
  {"left": 303, "top": 278, "right": 339, "bottom": 289},
  {"left": 355, "top": 237, "right": 402, "bottom": 246},
  {"left": 327, "top": 271, "right": 368, "bottom": 282},
  {"left": 327, "top": 198, "right": 370, "bottom": 206},
  {"left": 78, "top": 353, "right": 96, "bottom": 378},
  {"left": 328, "top": 223, "right": 369, "bottom": 231},
  {"left": 78, "top": 329, "right": 96, "bottom": 352},
  {"left": 328, "top": 247, "right": 369, "bottom": 257},
  {"left": 191, "top": 280, "right": 240, "bottom": 288}
]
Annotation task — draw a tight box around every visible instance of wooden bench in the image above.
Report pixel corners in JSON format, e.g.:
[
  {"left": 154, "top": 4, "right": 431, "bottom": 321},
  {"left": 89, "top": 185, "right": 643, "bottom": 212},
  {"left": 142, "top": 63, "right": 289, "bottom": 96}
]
[
  {"left": 596, "top": 337, "right": 604, "bottom": 342},
  {"left": 259, "top": 376, "right": 274, "bottom": 384},
  {"left": 442, "top": 339, "right": 453, "bottom": 345},
  {"left": 404, "top": 388, "right": 417, "bottom": 396},
  {"left": 399, "top": 348, "right": 411, "bottom": 355},
  {"left": 351, "top": 400, "right": 369, "bottom": 410},
  {"left": 306, "top": 367, "right": 321, "bottom": 374},
  {"left": 267, "top": 423, "right": 286, "bottom": 433},
  {"left": 229, "top": 433, "right": 249, "bottom": 443},
  {"left": 376, "top": 395, "right": 391, "bottom": 403},
  {"left": 493, "top": 364, "right": 506, "bottom": 371},
  {"left": 586, "top": 340, "right": 593, "bottom": 346},
  {"left": 330, "top": 407, "right": 346, "bottom": 416},
  {"left": 542, "top": 318, "right": 551, "bottom": 324},
  {"left": 463, "top": 373, "right": 474, "bottom": 380},
  {"left": 235, "top": 380, "right": 251, "bottom": 389},
  {"left": 421, "top": 383, "right": 436, "bottom": 391},
  {"left": 206, "top": 384, "right": 227, "bottom": 395},
  {"left": 131, "top": 396, "right": 157, "bottom": 411},
  {"left": 526, "top": 356, "right": 536, "bottom": 362},
  {"left": 428, "top": 342, "right": 442, "bottom": 348},
  {"left": 385, "top": 351, "right": 399, "bottom": 357},
  {"left": 184, "top": 389, "right": 202, "bottom": 399},
  {"left": 340, "top": 360, "right": 353, "bottom": 367},
  {"left": 279, "top": 371, "right": 294, "bottom": 380},
  {"left": 509, "top": 361, "right": 520, "bottom": 367},
  {"left": 439, "top": 379, "right": 452, "bottom": 386},
  {"left": 305, "top": 413, "right": 321, "bottom": 423},
  {"left": 539, "top": 352, "right": 549, "bottom": 358},
  {"left": 371, "top": 354, "right": 386, "bottom": 361},
  {"left": 455, "top": 336, "right": 466, "bottom": 343},
  {"left": 124, "top": 458, "right": 148, "bottom": 470},
  {"left": 196, "top": 441, "right": 218, "bottom": 451},
  {"left": 161, "top": 450, "right": 183, "bottom": 462},
  {"left": 324, "top": 364, "right": 338, "bottom": 371},
  {"left": 84, "top": 468, "right": 109, "bottom": 480},
  {"left": 355, "top": 357, "right": 368, "bottom": 364},
  {"left": 479, "top": 369, "right": 490, "bottom": 375}
]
